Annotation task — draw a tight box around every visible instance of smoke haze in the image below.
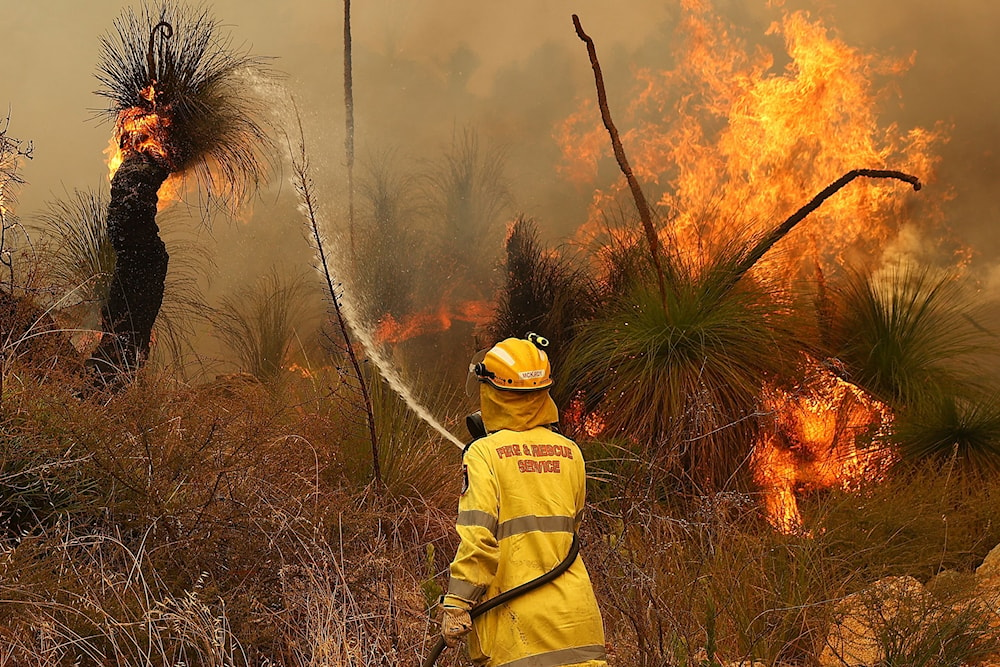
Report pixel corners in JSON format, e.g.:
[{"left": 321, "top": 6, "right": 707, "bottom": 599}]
[{"left": 4, "top": 0, "right": 999, "bottom": 375}]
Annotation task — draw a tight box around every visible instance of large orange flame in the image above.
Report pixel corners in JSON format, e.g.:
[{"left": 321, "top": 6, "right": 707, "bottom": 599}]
[
  {"left": 557, "top": 2, "right": 943, "bottom": 281},
  {"left": 103, "top": 94, "right": 184, "bottom": 211},
  {"left": 754, "top": 366, "right": 896, "bottom": 532},
  {"left": 556, "top": 1, "right": 939, "bottom": 530}
]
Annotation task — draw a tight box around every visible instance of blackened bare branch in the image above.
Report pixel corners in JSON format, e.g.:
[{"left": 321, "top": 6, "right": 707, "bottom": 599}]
[
  {"left": 573, "top": 13, "right": 668, "bottom": 308},
  {"left": 730, "top": 169, "right": 923, "bottom": 289}
]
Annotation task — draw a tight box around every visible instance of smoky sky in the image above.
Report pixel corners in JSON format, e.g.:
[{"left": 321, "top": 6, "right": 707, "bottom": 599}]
[{"left": 5, "top": 0, "right": 1000, "bottom": 312}]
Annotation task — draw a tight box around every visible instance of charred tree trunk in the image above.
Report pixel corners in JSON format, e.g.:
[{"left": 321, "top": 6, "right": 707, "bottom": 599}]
[{"left": 88, "top": 150, "right": 169, "bottom": 378}]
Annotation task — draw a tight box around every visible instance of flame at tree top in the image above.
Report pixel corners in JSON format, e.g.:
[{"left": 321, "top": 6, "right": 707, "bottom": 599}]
[
  {"left": 104, "top": 99, "right": 185, "bottom": 210},
  {"left": 96, "top": 6, "right": 273, "bottom": 214},
  {"left": 557, "top": 1, "right": 943, "bottom": 281}
]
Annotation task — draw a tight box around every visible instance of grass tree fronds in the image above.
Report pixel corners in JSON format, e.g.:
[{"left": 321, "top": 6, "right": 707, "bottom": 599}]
[
  {"left": 566, "top": 240, "right": 804, "bottom": 491},
  {"left": 356, "top": 368, "right": 458, "bottom": 504},
  {"left": 573, "top": 13, "right": 669, "bottom": 308},
  {"left": 95, "top": 1, "right": 274, "bottom": 210},
  {"left": 423, "top": 127, "right": 512, "bottom": 282},
  {"left": 823, "top": 263, "right": 994, "bottom": 406},
  {"left": 90, "top": 0, "right": 276, "bottom": 380},
  {"left": 33, "top": 189, "right": 116, "bottom": 311},
  {"left": 578, "top": 199, "right": 658, "bottom": 300},
  {"left": 360, "top": 150, "right": 419, "bottom": 238},
  {"left": 893, "top": 391, "right": 1000, "bottom": 472},
  {"left": 491, "top": 215, "right": 599, "bottom": 384},
  {"left": 288, "top": 105, "right": 381, "bottom": 489},
  {"left": 211, "top": 268, "right": 314, "bottom": 383},
  {"left": 355, "top": 150, "right": 420, "bottom": 322}
]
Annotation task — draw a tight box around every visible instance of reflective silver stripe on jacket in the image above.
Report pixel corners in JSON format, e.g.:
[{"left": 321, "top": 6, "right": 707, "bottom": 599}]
[
  {"left": 446, "top": 577, "right": 487, "bottom": 602},
  {"left": 496, "top": 514, "right": 575, "bottom": 540},
  {"left": 497, "top": 644, "right": 607, "bottom": 667},
  {"left": 457, "top": 509, "right": 499, "bottom": 535}
]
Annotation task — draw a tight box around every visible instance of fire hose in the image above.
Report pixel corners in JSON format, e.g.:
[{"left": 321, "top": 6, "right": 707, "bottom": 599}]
[{"left": 421, "top": 533, "right": 580, "bottom": 667}]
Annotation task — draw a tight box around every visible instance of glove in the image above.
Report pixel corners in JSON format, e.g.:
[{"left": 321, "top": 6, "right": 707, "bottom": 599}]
[{"left": 440, "top": 605, "right": 472, "bottom": 648}]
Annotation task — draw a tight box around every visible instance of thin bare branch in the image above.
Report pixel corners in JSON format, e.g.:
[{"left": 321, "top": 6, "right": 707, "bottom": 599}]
[
  {"left": 573, "top": 13, "right": 668, "bottom": 308},
  {"left": 288, "top": 105, "right": 382, "bottom": 490}
]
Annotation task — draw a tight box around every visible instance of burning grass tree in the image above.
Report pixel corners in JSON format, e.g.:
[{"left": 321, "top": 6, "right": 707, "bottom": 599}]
[
  {"left": 563, "top": 173, "right": 921, "bottom": 494},
  {"left": 89, "top": 2, "right": 271, "bottom": 379},
  {"left": 569, "top": 14, "right": 925, "bottom": 493},
  {"left": 565, "top": 239, "right": 807, "bottom": 493}
]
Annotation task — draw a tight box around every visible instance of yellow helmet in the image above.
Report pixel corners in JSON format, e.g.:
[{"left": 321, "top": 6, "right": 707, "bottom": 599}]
[{"left": 472, "top": 333, "right": 552, "bottom": 392}]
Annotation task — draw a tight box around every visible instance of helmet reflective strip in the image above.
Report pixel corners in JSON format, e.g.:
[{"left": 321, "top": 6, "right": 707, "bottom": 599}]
[{"left": 491, "top": 346, "right": 517, "bottom": 367}]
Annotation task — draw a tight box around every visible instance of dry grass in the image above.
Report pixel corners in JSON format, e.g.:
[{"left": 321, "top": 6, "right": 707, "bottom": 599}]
[
  {"left": 583, "top": 459, "right": 1000, "bottom": 666},
  {"left": 0, "top": 321, "right": 470, "bottom": 665},
  {"left": 4, "top": 286, "right": 1000, "bottom": 667}
]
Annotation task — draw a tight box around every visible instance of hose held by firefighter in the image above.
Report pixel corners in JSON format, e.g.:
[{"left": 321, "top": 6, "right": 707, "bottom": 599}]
[{"left": 440, "top": 333, "right": 607, "bottom": 667}]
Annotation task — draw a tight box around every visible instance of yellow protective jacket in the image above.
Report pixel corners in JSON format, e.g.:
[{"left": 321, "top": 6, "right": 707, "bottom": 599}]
[{"left": 444, "top": 386, "right": 606, "bottom": 667}]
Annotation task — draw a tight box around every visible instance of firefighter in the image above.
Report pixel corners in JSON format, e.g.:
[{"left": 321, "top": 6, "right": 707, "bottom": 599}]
[{"left": 440, "top": 334, "right": 607, "bottom": 667}]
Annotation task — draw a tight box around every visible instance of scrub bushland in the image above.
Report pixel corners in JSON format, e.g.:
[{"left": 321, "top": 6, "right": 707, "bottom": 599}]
[
  {"left": 583, "top": 463, "right": 1000, "bottom": 666},
  {"left": 8, "top": 192, "right": 1000, "bottom": 667},
  {"left": 5, "top": 121, "right": 1000, "bottom": 667},
  {"left": 0, "top": 348, "right": 458, "bottom": 665},
  {"left": 4, "top": 331, "right": 1000, "bottom": 666}
]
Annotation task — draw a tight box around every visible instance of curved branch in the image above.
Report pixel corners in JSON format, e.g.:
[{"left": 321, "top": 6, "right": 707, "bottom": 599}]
[
  {"left": 145, "top": 20, "right": 173, "bottom": 86},
  {"left": 729, "top": 169, "right": 922, "bottom": 289}
]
